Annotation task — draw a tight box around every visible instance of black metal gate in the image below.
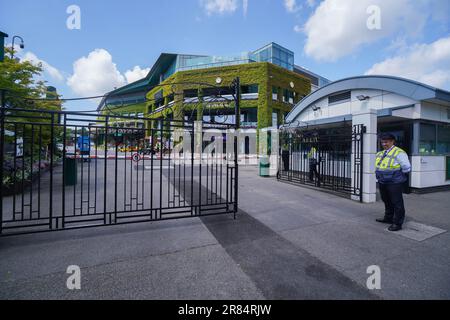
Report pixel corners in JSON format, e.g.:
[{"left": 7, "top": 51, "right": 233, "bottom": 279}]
[
  {"left": 277, "top": 124, "right": 365, "bottom": 201},
  {"left": 0, "top": 106, "right": 239, "bottom": 236}
]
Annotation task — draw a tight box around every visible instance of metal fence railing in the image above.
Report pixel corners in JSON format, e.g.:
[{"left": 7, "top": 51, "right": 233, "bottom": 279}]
[
  {"left": 0, "top": 108, "right": 238, "bottom": 236},
  {"left": 277, "top": 124, "right": 365, "bottom": 201}
]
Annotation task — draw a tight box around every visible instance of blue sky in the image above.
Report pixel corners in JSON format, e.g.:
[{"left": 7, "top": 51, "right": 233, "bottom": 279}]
[{"left": 1, "top": 0, "right": 449, "bottom": 111}]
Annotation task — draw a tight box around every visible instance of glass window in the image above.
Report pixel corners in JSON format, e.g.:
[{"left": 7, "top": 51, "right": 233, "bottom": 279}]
[
  {"left": 249, "top": 84, "right": 258, "bottom": 93},
  {"left": 184, "top": 89, "right": 198, "bottom": 98},
  {"left": 447, "top": 156, "right": 450, "bottom": 180},
  {"left": 282, "top": 89, "right": 294, "bottom": 103},
  {"left": 419, "top": 123, "right": 436, "bottom": 155},
  {"left": 280, "top": 50, "right": 287, "bottom": 63},
  {"left": 273, "top": 47, "right": 280, "bottom": 60},
  {"left": 437, "top": 125, "right": 450, "bottom": 154},
  {"left": 283, "top": 89, "right": 289, "bottom": 102},
  {"left": 241, "top": 84, "right": 258, "bottom": 94},
  {"left": 247, "top": 108, "right": 257, "bottom": 122},
  {"left": 287, "top": 54, "right": 294, "bottom": 66},
  {"left": 272, "top": 86, "right": 278, "bottom": 101},
  {"left": 260, "top": 48, "right": 269, "bottom": 62}
]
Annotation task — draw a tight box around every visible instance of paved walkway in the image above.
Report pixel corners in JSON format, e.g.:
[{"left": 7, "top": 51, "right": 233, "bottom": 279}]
[{"left": 0, "top": 166, "right": 449, "bottom": 299}]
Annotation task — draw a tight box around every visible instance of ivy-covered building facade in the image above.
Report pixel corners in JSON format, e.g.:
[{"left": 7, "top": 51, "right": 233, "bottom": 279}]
[{"left": 97, "top": 43, "right": 329, "bottom": 130}]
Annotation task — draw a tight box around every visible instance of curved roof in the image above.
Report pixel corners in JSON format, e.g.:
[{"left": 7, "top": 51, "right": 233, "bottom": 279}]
[{"left": 286, "top": 75, "right": 450, "bottom": 122}]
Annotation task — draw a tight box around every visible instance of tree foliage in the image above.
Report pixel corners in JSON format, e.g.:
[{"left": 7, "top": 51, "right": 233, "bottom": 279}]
[{"left": 0, "top": 46, "right": 62, "bottom": 111}]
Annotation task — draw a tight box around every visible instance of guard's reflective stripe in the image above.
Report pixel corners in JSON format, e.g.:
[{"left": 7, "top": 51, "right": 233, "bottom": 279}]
[
  {"left": 308, "top": 147, "right": 317, "bottom": 158},
  {"left": 375, "top": 146, "right": 405, "bottom": 171}
]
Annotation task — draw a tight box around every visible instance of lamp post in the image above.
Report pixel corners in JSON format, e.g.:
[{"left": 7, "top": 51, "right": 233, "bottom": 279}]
[
  {"left": 230, "top": 77, "right": 240, "bottom": 217},
  {"left": 10, "top": 35, "right": 25, "bottom": 59},
  {"left": 230, "top": 77, "right": 240, "bottom": 129}
]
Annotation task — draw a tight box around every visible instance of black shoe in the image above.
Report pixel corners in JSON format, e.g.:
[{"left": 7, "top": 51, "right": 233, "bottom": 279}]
[
  {"left": 376, "top": 218, "right": 393, "bottom": 224},
  {"left": 388, "top": 224, "right": 402, "bottom": 232}
]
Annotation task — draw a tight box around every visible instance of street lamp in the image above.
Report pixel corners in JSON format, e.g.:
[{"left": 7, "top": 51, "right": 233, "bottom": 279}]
[
  {"left": 230, "top": 77, "right": 240, "bottom": 129},
  {"left": 357, "top": 95, "right": 370, "bottom": 101},
  {"left": 10, "top": 35, "right": 25, "bottom": 59}
]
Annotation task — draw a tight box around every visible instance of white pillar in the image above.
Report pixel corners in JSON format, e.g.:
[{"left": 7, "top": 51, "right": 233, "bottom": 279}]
[
  {"left": 352, "top": 109, "right": 377, "bottom": 203},
  {"left": 259, "top": 127, "right": 279, "bottom": 176},
  {"left": 194, "top": 121, "right": 203, "bottom": 160}
]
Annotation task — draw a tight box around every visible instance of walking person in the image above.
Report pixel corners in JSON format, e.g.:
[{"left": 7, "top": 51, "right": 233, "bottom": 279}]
[
  {"left": 375, "top": 133, "right": 411, "bottom": 231},
  {"left": 308, "top": 146, "right": 320, "bottom": 184}
]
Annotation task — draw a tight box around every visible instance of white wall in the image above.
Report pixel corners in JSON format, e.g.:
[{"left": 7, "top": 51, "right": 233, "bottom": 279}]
[
  {"left": 420, "top": 101, "right": 450, "bottom": 123},
  {"left": 294, "top": 91, "right": 450, "bottom": 191},
  {"left": 290, "top": 152, "right": 352, "bottom": 177},
  {"left": 296, "top": 89, "right": 418, "bottom": 123},
  {"left": 410, "top": 156, "right": 450, "bottom": 188}
]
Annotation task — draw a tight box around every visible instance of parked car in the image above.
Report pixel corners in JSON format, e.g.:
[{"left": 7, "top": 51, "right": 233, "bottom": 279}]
[
  {"left": 139, "top": 147, "right": 155, "bottom": 155},
  {"left": 119, "top": 146, "right": 139, "bottom": 152}
]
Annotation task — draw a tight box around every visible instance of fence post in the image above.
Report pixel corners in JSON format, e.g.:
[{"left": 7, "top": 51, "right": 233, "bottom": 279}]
[
  {"left": 104, "top": 116, "right": 109, "bottom": 224},
  {"left": 49, "top": 112, "right": 55, "bottom": 229},
  {"left": 352, "top": 109, "right": 376, "bottom": 203},
  {"left": 233, "top": 77, "right": 240, "bottom": 218},
  {"left": 0, "top": 89, "right": 5, "bottom": 233}
]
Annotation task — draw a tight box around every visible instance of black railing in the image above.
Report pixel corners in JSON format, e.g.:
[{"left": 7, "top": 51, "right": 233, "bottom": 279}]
[
  {"left": 278, "top": 124, "right": 365, "bottom": 201},
  {"left": 0, "top": 108, "right": 239, "bottom": 236}
]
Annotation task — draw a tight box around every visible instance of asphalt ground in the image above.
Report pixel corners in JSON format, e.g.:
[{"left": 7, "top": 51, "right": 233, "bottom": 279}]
[{"left": 0, "top": 164, "right": 449, "bottom": 299}]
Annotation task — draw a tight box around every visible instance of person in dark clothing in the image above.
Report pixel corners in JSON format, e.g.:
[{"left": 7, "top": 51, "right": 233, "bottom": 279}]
[
  {"left": 308, "top": 146, "right": 320, "bottom": 183},
  {"left": 375, "top": 133, "right": 411, "bottom": 231}
]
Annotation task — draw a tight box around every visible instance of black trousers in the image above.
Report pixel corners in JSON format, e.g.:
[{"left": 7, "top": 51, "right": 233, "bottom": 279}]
[
  {"left": 379, "top": 183, "right": 405, "bottom": 225},
  {"left": 309, "top": 160, "right": 319, "bottom": 182}
]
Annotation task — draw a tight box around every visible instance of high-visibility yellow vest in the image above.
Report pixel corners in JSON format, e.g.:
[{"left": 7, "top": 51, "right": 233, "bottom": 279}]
[
  {"left": 375, "top": 146, "right": 405, "bottom": 171},
  {"left": 308, "top": 147, "right": 317, "bottom": 159}
]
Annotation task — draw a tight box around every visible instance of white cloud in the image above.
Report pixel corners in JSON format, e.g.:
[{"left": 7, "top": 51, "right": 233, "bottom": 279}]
[
  {"left": 10, "top": 44, "right": 64, "bottom": 83},
  {"left": 67, "top": 49, "right": 126, "bottom": 96},
  {"left": 365, "top": 36, "right": 450, "bottom": 89},
  {"left": 284, "top": 0, "right": 300, "bottom": 13},
  {"left": 306, "top": 0, "right": 316, "bottom": 7},
  {"left": 200, "top": 0, "right": 239, "bottom": 15},
  {"left": 302, "top": 0, "right": 430, "bottom": 61},
  {"left": 21, "top": 52, "right": 65, "bottom": 82},
  {"left": 243, "top": 0, "right": 248, "bottom": 17},
  {"left": 293, "top": 25, "right": 302, "bottom": 33},
  {"left": 124, "top": 66, "right": 150, "bottom": 83}
]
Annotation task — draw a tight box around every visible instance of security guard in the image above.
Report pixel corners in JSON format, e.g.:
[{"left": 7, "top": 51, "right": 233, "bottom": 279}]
[
  {"left": 375, "top": 133, "right": 411, "bottom": 231},
  {"left": 308, "top": 146, "right": 319, "bottom": 182}
]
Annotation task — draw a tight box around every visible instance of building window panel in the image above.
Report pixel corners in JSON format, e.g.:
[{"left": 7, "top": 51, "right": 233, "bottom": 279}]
[
  {"left": 328, "top": 91, "right": 351, "bottom": 105},
  {"left": 184, "top": 89, "right": 198, "bottom": 98},
  {"left": 419, "top": 123, "right": 437, "bottom": 155},
  {"left": 241, "top": 84, "right": 258, "bottom": 94},
  {"left": 272, "top": 86, "right": 278, "bottom": 101},
  {"left": 437, "top": 125, "right": 450, "bottom": 154},
  {"left": 282, "top": 89, "right": 294, "bottom": 104}
]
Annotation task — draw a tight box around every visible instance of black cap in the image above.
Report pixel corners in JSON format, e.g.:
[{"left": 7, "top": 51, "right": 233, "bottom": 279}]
[{"left": 379, "top": 133, "right": 396, "bottom": 140}]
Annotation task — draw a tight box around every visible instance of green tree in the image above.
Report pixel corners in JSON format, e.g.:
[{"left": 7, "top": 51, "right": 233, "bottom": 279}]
[
  {"left": 0, "top": 47, "right": 61, "bottom": 111},
  {"left": 1, "top": 46, "right": 63, "bottom": 188}
]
